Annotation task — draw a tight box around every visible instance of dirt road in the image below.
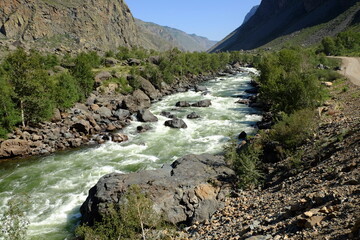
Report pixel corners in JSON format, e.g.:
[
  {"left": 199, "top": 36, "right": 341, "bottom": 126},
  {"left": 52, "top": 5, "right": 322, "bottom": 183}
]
[{"left": 334, "top": 57, "right": 360, "bottom": 86}]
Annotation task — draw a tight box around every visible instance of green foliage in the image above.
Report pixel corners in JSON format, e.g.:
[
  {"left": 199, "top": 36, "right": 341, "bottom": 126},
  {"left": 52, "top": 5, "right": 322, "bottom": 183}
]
[
  {"left": 268, "top": 109, "right": 316, "bottom": 150},
  {"left": 257, "top": 48, "right": 326, "bottom": 114},
  {"left": 0, "top": 195, "right": 30, "bottom": 240},
  {"left": 225, "top": 140, "right": 263, "bottom": 189},
  {"left": 53, "top": 73, "right": 80, "bottom": 109},
  {"left": 76, "top": 185, "right": 162, "bottom": 240},
  {"left": 70, "top": 52, "right": 96, "bottom": 100},
  {"left": 318, "top": 30, "right": 360, "bottom": 56}
]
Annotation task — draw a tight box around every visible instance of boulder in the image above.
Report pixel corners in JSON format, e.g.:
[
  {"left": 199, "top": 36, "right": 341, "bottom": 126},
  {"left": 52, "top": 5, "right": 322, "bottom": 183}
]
[
  {"left": 137, "top": 125, "right": 152, "bottom": 133},
  {"left": 175, "top": 101, "right": 190, "bottom": 107},
  {"left": 236, "top": 99, "right": 250, "bottom": 104},
  {"left": 104, "top": 57, "right": 118, "bottom": 67},
  {"left": 192, "top": 100, "right": 212, "bottom": 107},
  {"left": 187, "top": 112, "right": 200, "bottom": 119},
  {"left": 148, "top": 56, "right": 161, "bottom": 65},
  {"left": 70, "top": 120, "right": 91, "bottom": 134},
  {"left": 238, "top": 131, "right": 247, "bottom": 139},
  {"left": 122, "top": 89, "right": 151, "bottom": 112},
  {"left": 97, "top": 106, "right": 112, "bottom": 118},
  {"left": 80, "top": 154, "right": 235, "bottom": 226},
  {"left": 0, "top": 139, "right": 31, "bottom": 158},
  {"left": 137, "top": 76, "right": 161, "bottom": 100},
  {"left": 194, "top": 85, "right": 208, "bottom": 92},
  {"left": 160, "top": 111, "right": 176, "bottom": 119},
  {"left": 164, "top": 119, "right": 187, "bottom": 129},
  {"left": 111, "top": 133, "right": 128, "bottom": 143},
  {"left": 127, "top": 58, "right": 141, "bottom": 66},
  {"left": 137, "top": 109, "right": 158, "bottom": 122},
  {"left": 112, "top": 109, "right": 130, "bottom": 120},
  {"left": 95, "top": 71, "right": 112, "bottom": 85}
]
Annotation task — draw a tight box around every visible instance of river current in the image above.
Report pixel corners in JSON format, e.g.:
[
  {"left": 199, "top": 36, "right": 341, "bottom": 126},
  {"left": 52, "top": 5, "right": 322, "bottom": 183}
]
[{"left": 0, "top": 69, "right": 261, "bottom": 239}]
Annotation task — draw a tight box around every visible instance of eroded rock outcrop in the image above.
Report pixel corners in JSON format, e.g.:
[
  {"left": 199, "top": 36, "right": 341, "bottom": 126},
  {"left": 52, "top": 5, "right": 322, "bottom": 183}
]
[
  {"left": 80, "top": 154, "right": 235, "bottom": 225},
  {"left": 0, "top": 0, "right": 139, "bottom": 50}
]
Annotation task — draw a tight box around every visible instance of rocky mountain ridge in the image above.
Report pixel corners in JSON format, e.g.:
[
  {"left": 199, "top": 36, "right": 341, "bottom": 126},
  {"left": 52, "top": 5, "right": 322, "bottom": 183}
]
[
  {"left": 210, "top": 0, "right": 360, "bottom": 52},
  {"left": 136, "top": 19, "right": 217, "bottom": 52}
]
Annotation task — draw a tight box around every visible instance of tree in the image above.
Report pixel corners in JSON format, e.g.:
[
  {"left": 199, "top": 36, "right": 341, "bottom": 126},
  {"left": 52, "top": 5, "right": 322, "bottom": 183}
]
[
  {"left": 321, "top": 37, "right": 337, "bottom": 56},
  {"left": 70, "top": 53, "right": 95, "bottom": 100},
  {"left": 53, "top": 73, "right": 80, "bottom": 109}
]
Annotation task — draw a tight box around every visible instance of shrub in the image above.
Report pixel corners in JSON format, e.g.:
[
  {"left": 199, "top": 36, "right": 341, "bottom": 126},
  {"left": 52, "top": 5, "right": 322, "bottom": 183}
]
[
  {"left": 268, "top": 109, "right": 316, "bottom": 150},
  {"left": 225, "top": 140, "right": 263, "bottom": 189}
]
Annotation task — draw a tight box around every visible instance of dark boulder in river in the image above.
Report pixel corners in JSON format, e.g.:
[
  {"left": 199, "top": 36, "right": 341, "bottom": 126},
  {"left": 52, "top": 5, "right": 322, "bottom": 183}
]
[
  {"left": 164, "top": 118, "right": 188, "bottom": 129},
  {"left": 137, "top": 109, "right": 158, "bottom": 122},
  {"left": 80, "top": 154, "right": 235, "bottom": 225},
  {"left": 192, "top": 100, "right": 212, "bottom": 107}
]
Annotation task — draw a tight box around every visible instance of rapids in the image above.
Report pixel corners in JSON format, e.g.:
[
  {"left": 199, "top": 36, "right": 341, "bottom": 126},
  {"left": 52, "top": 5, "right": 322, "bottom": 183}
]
[{"left": 0, "top": 68, "right": 261, "bottom": 239}]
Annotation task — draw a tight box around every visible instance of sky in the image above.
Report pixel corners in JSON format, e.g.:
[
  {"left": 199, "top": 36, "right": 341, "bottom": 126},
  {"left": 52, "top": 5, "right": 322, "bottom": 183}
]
[{"left": 126, "top": 0, "right": 261, "bottom": 41}]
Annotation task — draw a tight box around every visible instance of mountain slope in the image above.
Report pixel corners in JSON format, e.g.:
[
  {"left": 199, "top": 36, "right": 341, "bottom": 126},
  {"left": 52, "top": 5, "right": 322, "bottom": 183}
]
[
  {"left": 136, "top": 19, "right": 217, "bottom": 52},
  {"left": 0, "top": 0, "right": 139, "bottom": 51},
  {"left": 243, "top": 5, "right": 259, "bottom": 24},
  {"left": 210, "top": 0, "right": 360, "bottom": 52}
]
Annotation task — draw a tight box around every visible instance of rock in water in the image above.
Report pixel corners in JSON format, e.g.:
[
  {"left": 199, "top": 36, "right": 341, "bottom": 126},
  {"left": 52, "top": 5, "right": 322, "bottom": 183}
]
[
  {"left": 164, "top": 119, "right": 187, "bottom": 128},
  {"left": 80, "top": 154, "right": 235, "bottom": 225},
  {"left": 137, "top": 109, "right": 158, "bottom": 122},
  {"left": 192, "top": 100, "right": 212, "bottom": 107}
]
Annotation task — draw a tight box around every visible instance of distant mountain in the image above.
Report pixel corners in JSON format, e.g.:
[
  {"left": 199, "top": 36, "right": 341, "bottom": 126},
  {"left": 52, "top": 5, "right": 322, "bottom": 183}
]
[
  {"left": 136, "top": 19, "right": 217, "bottom": 52},
  {"left": 243, "top": 5, "right": 259, "bottom": 24},
  {"left": 210, "top": 0, "right": 360, "bottom": 52}
]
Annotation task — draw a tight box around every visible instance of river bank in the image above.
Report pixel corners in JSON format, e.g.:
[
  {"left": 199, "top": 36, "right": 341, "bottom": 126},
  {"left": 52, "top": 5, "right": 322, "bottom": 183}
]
[{"left": 0, "top": 62, "right": 253, "bottom": 161}]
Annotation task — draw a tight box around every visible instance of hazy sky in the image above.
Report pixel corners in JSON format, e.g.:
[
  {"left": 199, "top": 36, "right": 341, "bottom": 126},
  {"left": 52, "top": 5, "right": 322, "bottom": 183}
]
[{"left": 126, "top": 0, "right": 261, "bottom": 41}]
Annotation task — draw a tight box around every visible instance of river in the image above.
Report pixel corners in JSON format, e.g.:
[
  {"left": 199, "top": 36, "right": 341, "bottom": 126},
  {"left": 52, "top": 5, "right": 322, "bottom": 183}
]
[{"left": 0, "top": 69, "right": 261, "bottom": 239}]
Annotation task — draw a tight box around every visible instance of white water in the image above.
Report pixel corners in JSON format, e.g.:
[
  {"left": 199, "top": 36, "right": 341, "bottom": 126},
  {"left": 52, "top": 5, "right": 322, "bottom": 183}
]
[{"left": 0, "top": 69, "right": 261, "bottom": 239}]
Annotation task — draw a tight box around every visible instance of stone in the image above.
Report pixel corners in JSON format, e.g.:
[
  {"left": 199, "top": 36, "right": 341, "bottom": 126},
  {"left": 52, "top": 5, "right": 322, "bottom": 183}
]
[
  {"left": 323, "top": 82, "right": 333, "bottom": 87},
  {"left": 122, "top": 89, "right": 151, "bottom": 112},
  {"left": 112, "top": 109, "right": 130, "bottom": 120},
  {"left": 137, "top": 109, "right": 158, "bottom": 122},
  {"left": 80, "top": 154, "right": 235, "bottom": 226},
  {"left": 187, "top": 112, "right": 200, "bottom": 119},
  {"left": 127, "top": 58, "right": 141, "bottom": 66},
  {"left": 104, "top": 57, "right": 118, "bottom": 67},
  {"left": 95, "top": 71, "right": 112, "bottom": 85},
  {"left": 165, "top": 119, "right": 187, "bottom": 129},
  {"left": 111, "top": 133, "right": 128, "bottom": 143},
  {"left": 194, "top": 85, "right": 208, "bottom": 92},
  {"left": 238, "top": 131, "right": 247, "bottom": 139},
  {"left": 90, "top": 104, "right": 100, "bottom": 112},
  {"left": 137, "top": 76, "right": 161, "bottom": 100},
  {"left": 176, "top": 101, "right": 191, "bottom": 107},
  {"left": 137, "top": 125, "right": 152, "bottom": 133},
  {"left": 0, "top": 139, "right": 30, "bottom": 158},
  {"left": 236, "top": 99, "right": 250, "bottom": 104},
  {"left": 70, "top": 120, "right": 91, "bottom": 134},
  {"left": 96, "top": 107, "right": 112, "bottom": 118},
  {"left": 161, "top": 111, "right": 176, "bottom": 118},
  {"left": 52, "top": 108, "right": 62, "bottom": 122},
  {"left": 192, "top": 100, "right": 212, "bottom": 107}
]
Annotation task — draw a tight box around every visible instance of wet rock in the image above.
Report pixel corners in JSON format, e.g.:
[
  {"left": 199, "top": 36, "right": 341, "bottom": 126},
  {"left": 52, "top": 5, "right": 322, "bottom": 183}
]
[
  {"left": 80, "top": 154, "right": 235, "bottom": 226},
  {"left": 111, "top": 133, "right": 128, "bottom": 143},
  {"left": 187, "top": 112, "right": 201, "bottom": 119},
  {"left": 176, "top": 101, "right": 191, "bottom": 107},
  {"left": 137, "top": 109, "right": 158, "bottom": 122},
  {"left": 161, "top": 111, "right": 176, "bottom": 119},
  {"left": 137, "top": 125, "right": 152, "bottom": 133},
  {"left": 238, "top": 131, "right": 247, "bottom": 139},
  {"left": 165, "top": 119, "right": 187, "bottom": 129},
  {"left": 236, "top": 99, "right": 250, "bottom": 104},
  {"left": 195, "top": 85, "right": 208, "bottom": 92},
  {"left": 70, "top": 120, "right": 91, "bottom": 134},
  {"left": 192, "top": 100, "right": 212, "bottom": 107}
]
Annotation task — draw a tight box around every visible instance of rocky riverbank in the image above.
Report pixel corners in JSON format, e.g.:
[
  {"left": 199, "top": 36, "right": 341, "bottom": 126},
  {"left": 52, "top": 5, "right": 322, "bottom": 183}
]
[{"left": 0, "top": 63, "right": 249, "bottom": 160}]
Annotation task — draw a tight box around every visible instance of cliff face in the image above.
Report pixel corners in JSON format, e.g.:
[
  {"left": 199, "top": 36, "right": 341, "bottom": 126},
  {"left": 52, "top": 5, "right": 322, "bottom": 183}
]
[
  {"left": 0, "top": 0, "right": 139, "bottom": 50},
  {"left": 210, "top": 0, "right": 360, "bottom": 52}
]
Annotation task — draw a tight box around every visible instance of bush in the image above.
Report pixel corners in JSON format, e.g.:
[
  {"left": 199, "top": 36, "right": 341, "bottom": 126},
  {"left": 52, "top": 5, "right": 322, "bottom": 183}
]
[
  {"left": 268, "top": 109, "right": 316, "bottom": 150},
  {"left": 225, "top": 140, "right": 263, "bottom": 189}
]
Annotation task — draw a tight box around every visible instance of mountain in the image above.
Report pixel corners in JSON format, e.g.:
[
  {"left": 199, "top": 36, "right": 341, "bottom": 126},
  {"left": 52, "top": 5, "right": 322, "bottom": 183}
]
[
  {"left": 0, "top": 0, "right": 140, "bottom": 51},
  {"left": 136, "top": 19, "right": 217, "bottom": 52},
  {"left": 243, "top": 5, "right": 259, "bottom": 24},
  {"left": 210, "top": 0, "right": 360, "bottom": 52}
]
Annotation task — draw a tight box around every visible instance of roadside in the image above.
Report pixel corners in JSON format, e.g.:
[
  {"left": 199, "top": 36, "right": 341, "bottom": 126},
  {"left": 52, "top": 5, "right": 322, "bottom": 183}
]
[{"left": 333, "top": 57, "right": 360, "bottom": 86}]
